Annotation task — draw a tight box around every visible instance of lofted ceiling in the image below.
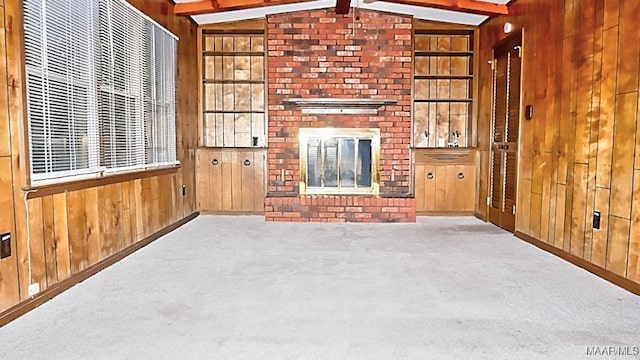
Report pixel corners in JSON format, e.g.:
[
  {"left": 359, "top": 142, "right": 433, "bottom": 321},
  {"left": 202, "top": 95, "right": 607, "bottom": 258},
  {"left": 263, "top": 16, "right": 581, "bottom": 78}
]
[{"left": 173, "top": 0, "right": 510, "bottom": 26}]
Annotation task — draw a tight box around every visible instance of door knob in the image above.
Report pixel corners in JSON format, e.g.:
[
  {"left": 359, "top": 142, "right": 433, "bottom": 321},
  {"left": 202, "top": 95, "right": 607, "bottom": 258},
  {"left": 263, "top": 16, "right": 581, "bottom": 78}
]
[
  {"left": 458, "top": 172, "right": 465, "bottom": 179},
  {"left": 427, "top": 172, "right": 434, "bottom": 180},
  {"left": 211, "top": 158, "right": 219, "bottom": 165},
  {"left": 504, "top": 144, "right": 510, "bottom": 150},
  {"left": 244, "top": 159, "right": 251, "bottom": 166}
]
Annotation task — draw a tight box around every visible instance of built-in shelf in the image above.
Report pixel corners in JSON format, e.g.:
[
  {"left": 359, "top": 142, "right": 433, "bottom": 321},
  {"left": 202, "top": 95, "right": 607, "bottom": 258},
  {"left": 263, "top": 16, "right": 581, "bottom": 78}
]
[
  {"left": 283, "top": 98, "right": 397, "bottom": 114},
  {"left": 413, "top": 30, "right": 474, "bottom": 148}
]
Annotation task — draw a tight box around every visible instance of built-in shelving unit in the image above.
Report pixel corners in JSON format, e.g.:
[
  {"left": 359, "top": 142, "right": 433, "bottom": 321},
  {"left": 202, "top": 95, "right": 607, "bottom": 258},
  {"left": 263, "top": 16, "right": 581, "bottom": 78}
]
[{"left": 413, "top": 29, "right": 474, "bottom": 148}]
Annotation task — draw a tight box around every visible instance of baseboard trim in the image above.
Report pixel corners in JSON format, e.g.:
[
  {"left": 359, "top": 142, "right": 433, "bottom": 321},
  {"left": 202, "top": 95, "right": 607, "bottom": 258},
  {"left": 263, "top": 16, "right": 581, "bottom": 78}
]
[
  {"left": 515, "top": 231, "right": 640, "bottom": 296},
  {"left": 199, "top": 210, "right": 263, "bottom": 215},
  {"left": 474, "top": 212, "right": 487, "bottom": 222},
  {"left": 417, "top": 211, "right": 476, "bottom": 216},
  {"left": 0, "top": 211, "right": 200, "bottom": 328}
]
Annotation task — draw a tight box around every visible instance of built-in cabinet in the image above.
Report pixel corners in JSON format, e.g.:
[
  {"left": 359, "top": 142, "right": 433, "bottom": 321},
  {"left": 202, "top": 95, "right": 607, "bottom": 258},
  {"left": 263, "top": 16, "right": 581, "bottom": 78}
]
[
  {"left": 413, "top": 26, "right": 474, "bottom": 148},
  {"left": 196, "top": 148, "right": 265, "bottom": 213},
  {"left": 197, "top": 20, "right": 267, "bottom": 213},
  {"left": 414, "top": 149, "right": 476, "bottom": 214}
]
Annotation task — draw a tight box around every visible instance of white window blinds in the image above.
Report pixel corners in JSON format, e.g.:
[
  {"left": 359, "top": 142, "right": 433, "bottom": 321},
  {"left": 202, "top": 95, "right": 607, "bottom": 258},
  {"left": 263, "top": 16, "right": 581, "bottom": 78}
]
[{"left": 24, "top": 0, "right": 178, "bottom": 184}]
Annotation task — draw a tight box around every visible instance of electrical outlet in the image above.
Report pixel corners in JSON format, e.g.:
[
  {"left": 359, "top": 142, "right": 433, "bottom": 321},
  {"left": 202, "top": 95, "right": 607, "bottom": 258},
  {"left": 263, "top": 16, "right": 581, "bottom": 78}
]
[
  {"left": 593, "top": 211, "right": 601, "bottom": 230},
  {"left": 1, "top": 233, "right": 10, "bottom": 259},
  {"left": 28, "top": 283, "right": 40, "bottom": 297}
]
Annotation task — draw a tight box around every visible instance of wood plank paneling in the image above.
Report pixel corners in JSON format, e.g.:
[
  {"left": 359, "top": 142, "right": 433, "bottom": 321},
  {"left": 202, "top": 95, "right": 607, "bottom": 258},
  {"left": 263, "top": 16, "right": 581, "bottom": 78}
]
[
  {"left": 0, "top": 157, "right": 19, "bottom": 310},
  {"left": 607, "top": 216, "right": 630, "bottom": 277},
  {"left": 0, "top": 6, "right": 9, "bottom": 157},
  {"left": 41, "top": 196, "right": 57, "bottom": 287},
  {"left": 591, "top": 187, "right": 610, "bottom": 267},
  {"left": 595, "top": 27, "right": 618, "bottom": 188},
  {"left": 52, "top": 192, "right": 70, "bottom": 281},
  {"left": 0, "top": 0, "right": 198, "bottom": 318},
  {"left": 478, "top": 0, "right": 640, "bottom": 289},
  {"left": 609, "top": 92, "right": 637, "bottom": 219},
  {"left": 66, "top": 190, "right": 89, "bottom": 275},
  {"left": 570, "top": 164, "right": 588, "bottom": 257},
  {"left": 553, "top": 184, "right": 566, "bottom": 249},
  {"left": 628, "top": 170, "right": 640, "bottom": 282},
  {"left": 615, "top": 0, "right": 639, "bottom": 95}
]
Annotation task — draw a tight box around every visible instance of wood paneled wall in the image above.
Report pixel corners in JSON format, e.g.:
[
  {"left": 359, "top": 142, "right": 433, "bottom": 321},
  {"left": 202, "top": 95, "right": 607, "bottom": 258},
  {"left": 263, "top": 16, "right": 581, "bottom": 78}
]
[
  {"left": 0, "top": 0, "right": 198, "bottom": 315},
  {"left": 477, "top": 0, "right": 640, "bottom": 285}
]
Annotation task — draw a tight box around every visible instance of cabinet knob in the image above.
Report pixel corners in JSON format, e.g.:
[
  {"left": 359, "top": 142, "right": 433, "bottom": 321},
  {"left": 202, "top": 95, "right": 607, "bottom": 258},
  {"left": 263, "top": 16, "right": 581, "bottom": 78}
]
[
  {"left": 458, "top": 172, "right": 465, "bottom": 179},
  {"left": 427, "top": 172, "right": 434, "bottom": 180},
  {"left": 211, "top": 158, "right": 219, "bottom": 166},
  {"left": 244, "top": 159, "right": 251, "bottom": 166}
]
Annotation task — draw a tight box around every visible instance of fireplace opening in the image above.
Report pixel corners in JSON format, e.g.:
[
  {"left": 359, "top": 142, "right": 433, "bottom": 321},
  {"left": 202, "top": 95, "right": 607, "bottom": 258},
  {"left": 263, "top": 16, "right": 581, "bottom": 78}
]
[{"left": 299, "top": 128, "right": 380, "bottom": 195}]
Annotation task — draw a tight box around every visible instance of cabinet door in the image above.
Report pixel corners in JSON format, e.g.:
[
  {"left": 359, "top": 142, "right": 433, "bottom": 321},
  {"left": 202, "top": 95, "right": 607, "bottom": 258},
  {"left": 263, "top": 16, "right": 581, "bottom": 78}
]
[
  {"left": 236, "top": 150, "right": 266, "bottom": 212},
  {"left": 197, "top": 149, "right": 222, "bottom": 211},
  {"left": 453, "top": 164, "right": 475, "bottom": 212},
  {"left": 415, "top": 164, "right": 437, "bottom": 212},
  {"left": 197, "top": 148, "right": 265, "bottom": 213}
]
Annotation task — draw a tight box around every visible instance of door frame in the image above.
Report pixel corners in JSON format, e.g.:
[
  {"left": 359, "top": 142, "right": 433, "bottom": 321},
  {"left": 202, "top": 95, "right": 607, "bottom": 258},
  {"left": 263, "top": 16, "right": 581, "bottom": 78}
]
[{"left": 488, "top": 29, "right": 525, "bottom": 232}]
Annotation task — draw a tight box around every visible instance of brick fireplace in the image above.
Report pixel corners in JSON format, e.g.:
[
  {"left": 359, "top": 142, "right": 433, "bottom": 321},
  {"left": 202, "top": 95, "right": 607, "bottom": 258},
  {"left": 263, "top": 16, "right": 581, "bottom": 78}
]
[{"left": 265, "top": 8, "right": 416, "bottom": 222}]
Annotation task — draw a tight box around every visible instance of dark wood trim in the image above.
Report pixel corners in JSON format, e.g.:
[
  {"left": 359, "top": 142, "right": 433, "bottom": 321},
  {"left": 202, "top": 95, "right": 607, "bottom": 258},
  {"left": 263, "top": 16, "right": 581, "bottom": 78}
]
[
  {"left": 0, "top": 211, "right": 200, "bottom": 328},
  {"left": 385, "top": 0, "right": 508, "bottom": 16},
  {"left": 474, "top": 211, "right": 487, "bottom": 221},
  {"left": 515, "top": 231, "right": 640, "bottom": 297},
  {"left": 492, "top": 29, "right": 523, "bottom": 51},
  {"left": 202, "top": 29, "right": 265, "bottom": 35},
  {"left": 24, "top": 166, "right": 180, "bottom": 199},
  {"left": 415, "top": 29, "right": 475, "bottom": 35},
  {"left": 335, "top": 0, "right": 351, "bottom": 15}
]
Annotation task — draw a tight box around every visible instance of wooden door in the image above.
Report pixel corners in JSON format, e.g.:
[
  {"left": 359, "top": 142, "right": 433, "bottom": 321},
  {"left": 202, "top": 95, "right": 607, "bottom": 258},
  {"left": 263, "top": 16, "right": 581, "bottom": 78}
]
[{"left": 488, "top": 35, "right": 522, "bottom": 232}]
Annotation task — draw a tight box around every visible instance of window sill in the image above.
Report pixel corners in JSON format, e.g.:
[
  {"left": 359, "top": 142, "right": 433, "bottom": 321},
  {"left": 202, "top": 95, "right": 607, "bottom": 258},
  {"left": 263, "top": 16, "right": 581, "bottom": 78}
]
[{"left": 23, "top": 165, "right": 181, "bottom": 199}]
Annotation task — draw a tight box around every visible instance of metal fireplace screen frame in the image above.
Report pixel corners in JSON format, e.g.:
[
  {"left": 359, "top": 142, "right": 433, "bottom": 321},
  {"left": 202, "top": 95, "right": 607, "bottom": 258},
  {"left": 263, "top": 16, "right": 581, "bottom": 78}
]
[{"left": 299, "top": 128, "right": 380, "bottom": 195}]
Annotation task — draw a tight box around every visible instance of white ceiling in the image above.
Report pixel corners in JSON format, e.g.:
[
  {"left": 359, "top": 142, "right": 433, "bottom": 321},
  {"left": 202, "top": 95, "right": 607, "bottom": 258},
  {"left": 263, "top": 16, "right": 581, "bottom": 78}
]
[{"left": 173, "top": 0, "right": 510, "bottom": 26}]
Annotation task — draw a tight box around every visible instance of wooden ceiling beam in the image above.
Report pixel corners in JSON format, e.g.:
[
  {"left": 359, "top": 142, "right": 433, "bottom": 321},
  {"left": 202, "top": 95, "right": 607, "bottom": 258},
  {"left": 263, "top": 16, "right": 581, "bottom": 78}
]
[
  {"left": 174, "top": 0, "right": 318, "bottom": 16},
  {"left": 382, "top": 0, "right": 508, "bottom": 16},
  {"left": 174, "top": 0, "right": 218, "bottom": 15},
  {"left": 335, "top": 0, "right": 352, "bottom": 14}
]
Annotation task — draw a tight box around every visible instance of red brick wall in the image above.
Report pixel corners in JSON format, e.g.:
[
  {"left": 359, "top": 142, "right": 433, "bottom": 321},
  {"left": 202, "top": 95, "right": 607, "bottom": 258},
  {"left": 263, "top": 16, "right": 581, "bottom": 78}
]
[{"left": 265, "top": 8, "right": 415, "bottom": 223}]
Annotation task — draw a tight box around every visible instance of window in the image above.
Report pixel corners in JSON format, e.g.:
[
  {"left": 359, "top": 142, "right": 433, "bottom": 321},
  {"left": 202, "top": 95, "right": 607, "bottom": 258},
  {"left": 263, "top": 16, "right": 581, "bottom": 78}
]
[
  {"left": 299, "top": 128, "right": 380, "bottom": 195},
  {"left": 413, "top": 30, "right": 473, "bottom": 148},
  {"left": 201, "top": 30, "right": 265, "bottom": 147},
  {"left": 24, "top": 0, "right": 178, "bottom": 184}
]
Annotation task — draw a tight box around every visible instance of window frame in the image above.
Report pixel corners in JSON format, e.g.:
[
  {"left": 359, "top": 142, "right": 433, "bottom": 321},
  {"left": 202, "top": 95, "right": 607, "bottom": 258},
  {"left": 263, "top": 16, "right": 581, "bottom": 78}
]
[
  {"left": 22, "top": 0, "right": 179, "bottom": 187},
  {"left": 299, "top": 128, "right": 380, "bottom": 196}
]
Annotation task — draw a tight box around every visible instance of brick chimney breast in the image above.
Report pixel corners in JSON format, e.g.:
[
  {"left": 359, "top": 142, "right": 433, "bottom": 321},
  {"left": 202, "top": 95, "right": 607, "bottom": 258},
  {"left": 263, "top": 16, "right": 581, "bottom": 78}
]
[{"left": 265, "top": 8, "right": 415, "bottom": 223}]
